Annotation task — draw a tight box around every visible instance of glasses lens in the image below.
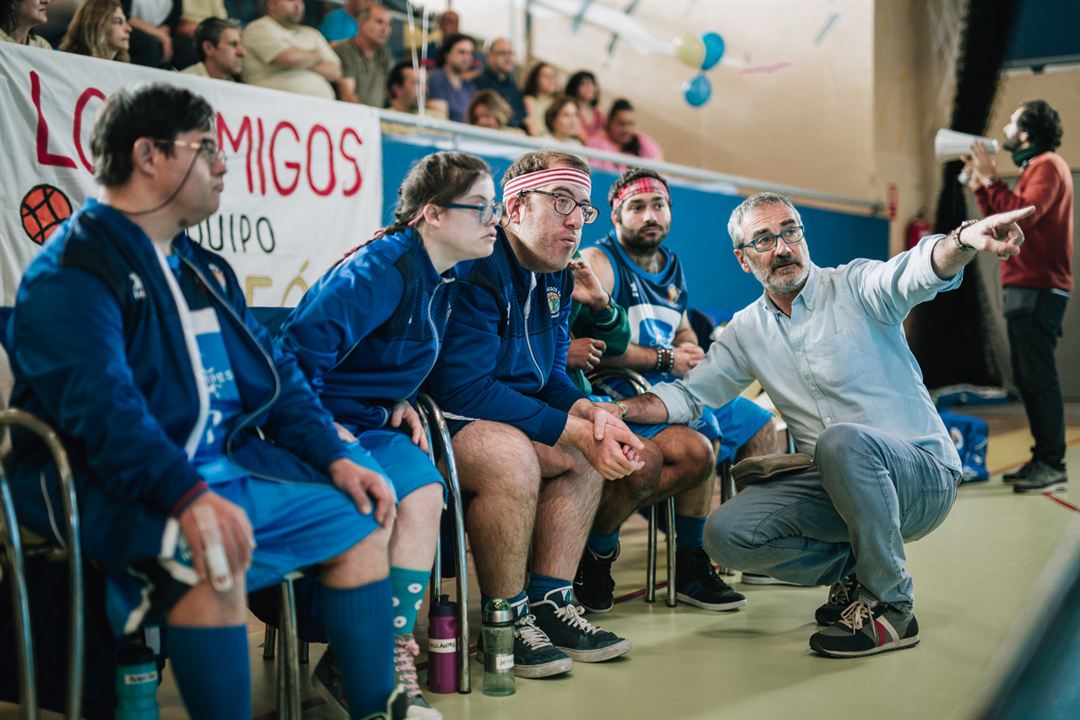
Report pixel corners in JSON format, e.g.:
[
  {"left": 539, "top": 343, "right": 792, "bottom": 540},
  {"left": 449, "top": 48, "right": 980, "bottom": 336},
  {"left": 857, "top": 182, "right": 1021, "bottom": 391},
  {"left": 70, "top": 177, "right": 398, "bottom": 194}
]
[
  {"left": 553, "top": 195, "right": 575, "bottom": 215},
  {"left": 582, "top": 206, "right": 598, "bottom": 224},
  {"left": 782, "top": 226, "right": 803, "bottom": 242},
  {"left": 754, "top": 237, "right": 777, "bottom": 252},
  {"left": 198, "top": 140, "right": 221, "bottom": 161},
  {"left": 479, "top": 201, "right": 501, "bottom": 225}
]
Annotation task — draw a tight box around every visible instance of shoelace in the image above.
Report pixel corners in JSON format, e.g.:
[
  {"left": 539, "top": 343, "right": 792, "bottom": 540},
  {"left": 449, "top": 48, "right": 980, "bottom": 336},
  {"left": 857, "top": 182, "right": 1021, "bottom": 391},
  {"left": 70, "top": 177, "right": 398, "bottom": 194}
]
[
  {"left": 515, "top": 614, "right": 555, "bottom": 650},
  {"left": 837, "top": 597, "right": 876, "bottom": 632},
  {"left": 393, "top": 635, "right": 422, "bottom": 698},
  {"left": 828, "top": 577, "right": 856, "bottom": 606},
  {"left": 553, "top": 603, "right": 602, "bottom": 636}
]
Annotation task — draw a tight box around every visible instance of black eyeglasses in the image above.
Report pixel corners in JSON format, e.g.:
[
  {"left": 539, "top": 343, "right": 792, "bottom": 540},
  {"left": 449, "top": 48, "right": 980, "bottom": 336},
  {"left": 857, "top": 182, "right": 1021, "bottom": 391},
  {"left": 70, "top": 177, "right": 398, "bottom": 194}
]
[
  {"left": 737, "top": 225, "right": 805, "bottom": 253},
  {"left": 441, "top": 200, "right": 504, "bottom": 226},
  {"left": 520, "top": 189, "right": 599, "bottom": 224},
  {"left": 156, "top": 138, "right": 225, "bottom": 164}
]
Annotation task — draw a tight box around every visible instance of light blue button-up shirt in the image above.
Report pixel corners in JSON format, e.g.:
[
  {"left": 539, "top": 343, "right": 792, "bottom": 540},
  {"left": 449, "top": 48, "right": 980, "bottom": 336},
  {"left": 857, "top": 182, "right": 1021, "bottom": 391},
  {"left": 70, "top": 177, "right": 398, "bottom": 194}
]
[{"left": 651, "top": 235, "right": 963, "bottom": 472}]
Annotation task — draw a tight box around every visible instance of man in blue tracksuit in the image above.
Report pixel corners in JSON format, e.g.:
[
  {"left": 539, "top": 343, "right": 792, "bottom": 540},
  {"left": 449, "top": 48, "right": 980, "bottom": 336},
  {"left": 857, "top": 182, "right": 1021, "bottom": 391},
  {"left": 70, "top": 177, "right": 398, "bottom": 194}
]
[
  {"left": 5, "top": 84, "right": 401, "bottom": 719},
  {"left": 426, "top": 151, "right": 643, "bottom": 679}
]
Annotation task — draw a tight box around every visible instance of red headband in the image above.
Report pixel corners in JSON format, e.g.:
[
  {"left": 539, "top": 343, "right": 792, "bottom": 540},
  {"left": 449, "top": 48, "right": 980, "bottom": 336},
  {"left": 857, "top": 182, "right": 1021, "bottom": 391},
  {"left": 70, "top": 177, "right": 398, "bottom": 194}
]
[
  {"left": 613, "top": 177, "right": 670, "bottom": 209},
  {"left": 503, "top": 166, "right": 592, "bottom": 200}
]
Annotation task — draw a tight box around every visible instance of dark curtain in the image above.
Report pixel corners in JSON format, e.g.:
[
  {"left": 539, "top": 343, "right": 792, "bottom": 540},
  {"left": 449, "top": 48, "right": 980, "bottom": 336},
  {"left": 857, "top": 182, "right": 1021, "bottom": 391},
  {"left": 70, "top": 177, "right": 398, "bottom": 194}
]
[{"left": 909, "top": 0, "right": 1023, "bottom": 388}]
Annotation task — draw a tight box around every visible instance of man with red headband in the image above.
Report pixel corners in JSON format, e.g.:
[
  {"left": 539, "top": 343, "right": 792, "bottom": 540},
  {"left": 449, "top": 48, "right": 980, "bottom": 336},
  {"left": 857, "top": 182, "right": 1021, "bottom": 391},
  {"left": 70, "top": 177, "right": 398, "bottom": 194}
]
[
  {"left": 427, "top": 150, "right": 641, "bottom": 678},
  {"left": 579, "top": 168, "right": 777, "bottom": 607}
]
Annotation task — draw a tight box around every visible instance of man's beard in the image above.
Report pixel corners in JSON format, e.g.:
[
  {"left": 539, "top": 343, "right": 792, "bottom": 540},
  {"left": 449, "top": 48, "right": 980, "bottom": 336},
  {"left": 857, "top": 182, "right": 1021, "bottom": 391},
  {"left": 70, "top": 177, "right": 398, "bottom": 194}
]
[
  {"left": 620, "top": 222, "right": 668, "bottom": 253},
  {"left": 751, "top": 255, "right": 809, "bottom": 295}
]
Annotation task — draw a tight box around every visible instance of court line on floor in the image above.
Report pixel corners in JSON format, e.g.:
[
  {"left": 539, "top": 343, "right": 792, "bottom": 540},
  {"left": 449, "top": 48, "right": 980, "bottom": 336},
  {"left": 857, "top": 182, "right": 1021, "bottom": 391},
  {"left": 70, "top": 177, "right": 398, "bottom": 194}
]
[{"left": 1043, "top": 494, "right": 1079, "bottom": 513}]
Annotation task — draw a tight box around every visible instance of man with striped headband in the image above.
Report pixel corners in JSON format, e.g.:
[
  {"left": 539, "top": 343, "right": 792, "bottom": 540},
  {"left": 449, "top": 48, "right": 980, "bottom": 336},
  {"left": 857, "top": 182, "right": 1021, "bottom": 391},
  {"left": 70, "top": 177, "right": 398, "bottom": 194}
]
[{"left": 427, "top": 151, "right": 641, "bottom": 678}]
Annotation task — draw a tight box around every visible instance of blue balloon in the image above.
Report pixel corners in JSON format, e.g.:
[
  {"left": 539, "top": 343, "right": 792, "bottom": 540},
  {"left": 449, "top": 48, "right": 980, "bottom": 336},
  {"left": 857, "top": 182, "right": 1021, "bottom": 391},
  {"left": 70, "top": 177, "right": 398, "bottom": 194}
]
[
  {"left": 683, "top": 74, "right": 711, "bottom": 107},
  {"left": 701, "top": 32, "right": 725, "bottom": 70}
]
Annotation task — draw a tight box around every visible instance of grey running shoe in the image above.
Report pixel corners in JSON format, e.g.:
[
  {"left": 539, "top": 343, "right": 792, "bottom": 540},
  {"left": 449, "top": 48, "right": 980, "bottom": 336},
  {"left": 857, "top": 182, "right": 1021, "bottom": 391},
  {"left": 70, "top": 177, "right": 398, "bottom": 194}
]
[
  {"left": 810, "top": 597, "right": 920, "bottom": 658},
  {"left": 531, "top": 588, "right": 631, "bottom": 662}
]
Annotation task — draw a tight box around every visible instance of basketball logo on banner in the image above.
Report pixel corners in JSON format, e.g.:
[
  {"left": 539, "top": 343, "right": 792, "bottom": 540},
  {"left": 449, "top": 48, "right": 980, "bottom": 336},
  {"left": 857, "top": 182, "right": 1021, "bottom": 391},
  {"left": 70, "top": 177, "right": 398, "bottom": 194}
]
[{"left": 20, "top": 184, "right": 73, "bottom": 245}]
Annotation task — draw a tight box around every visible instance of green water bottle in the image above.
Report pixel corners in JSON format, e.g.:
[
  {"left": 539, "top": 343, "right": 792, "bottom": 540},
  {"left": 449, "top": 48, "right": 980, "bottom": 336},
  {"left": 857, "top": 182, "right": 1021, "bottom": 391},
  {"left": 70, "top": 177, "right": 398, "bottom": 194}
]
[{"left": 481, "top": 598, "right": 515, "bottom": 697}]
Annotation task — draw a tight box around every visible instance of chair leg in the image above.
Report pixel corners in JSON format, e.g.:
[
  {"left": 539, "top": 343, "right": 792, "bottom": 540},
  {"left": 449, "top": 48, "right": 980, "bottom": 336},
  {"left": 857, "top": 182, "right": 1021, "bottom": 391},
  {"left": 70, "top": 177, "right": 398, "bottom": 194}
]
[
  {"left": 716, "top": 461, "right": 736, "bottom": 576},
  {"left": 0, "top": 477, "right": 37, "bottom": 720},
  {"left": 645, "top": 504, "right": 658, "bottom": 603},
  {"left": 277, "top": 577, "right": 302, "bottom": 720},
  {"left": 299, "top": 640, "right": 309, "bottom": 665},
  {"left": 665, "top": 497, "right": 678, "bottom": 607},
  {"left": 262, "top": 624, "right": 276, "bottom": 660}
]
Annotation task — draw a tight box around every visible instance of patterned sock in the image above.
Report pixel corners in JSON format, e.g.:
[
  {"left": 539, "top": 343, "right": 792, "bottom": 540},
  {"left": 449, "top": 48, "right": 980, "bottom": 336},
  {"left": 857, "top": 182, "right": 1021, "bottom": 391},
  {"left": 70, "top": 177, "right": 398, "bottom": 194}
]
[
  {"left": 319, "top": 579, "right": 394, "bottom": 717},
  {"left": 587, "top": 529, "right": 620, "bottom": 557},
  {"left": 527, "top": 573, "right": 573, "bottom": 606},
  {"left": 675, "top": 514, "right": 707, "bottom": 551},
  {"left": 390, "top": 567, "right": 430, "bottom": 636},
  {"left": 167, "top": 625, "right": 250, "bottom": 720}
]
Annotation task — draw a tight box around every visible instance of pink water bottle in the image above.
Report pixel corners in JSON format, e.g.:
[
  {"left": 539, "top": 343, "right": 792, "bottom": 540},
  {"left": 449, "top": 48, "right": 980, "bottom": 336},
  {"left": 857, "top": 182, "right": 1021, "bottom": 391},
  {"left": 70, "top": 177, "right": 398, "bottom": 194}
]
[{"left": 427, "top": 595, "right": 459, "bottom": 693}]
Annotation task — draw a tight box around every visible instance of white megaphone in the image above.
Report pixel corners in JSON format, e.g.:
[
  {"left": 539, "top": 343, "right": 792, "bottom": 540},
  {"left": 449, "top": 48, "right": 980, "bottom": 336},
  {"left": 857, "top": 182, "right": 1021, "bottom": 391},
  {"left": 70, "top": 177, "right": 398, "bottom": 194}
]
[{"left": 935, "top": 128, "right": 999, "bottom": 162}]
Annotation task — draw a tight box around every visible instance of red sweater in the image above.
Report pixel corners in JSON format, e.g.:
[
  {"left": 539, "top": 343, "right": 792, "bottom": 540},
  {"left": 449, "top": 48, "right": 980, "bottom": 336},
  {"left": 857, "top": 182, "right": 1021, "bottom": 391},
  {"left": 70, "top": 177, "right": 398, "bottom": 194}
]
[{"left": 974, "top": 151, "right": 1073, "bottom": 291}]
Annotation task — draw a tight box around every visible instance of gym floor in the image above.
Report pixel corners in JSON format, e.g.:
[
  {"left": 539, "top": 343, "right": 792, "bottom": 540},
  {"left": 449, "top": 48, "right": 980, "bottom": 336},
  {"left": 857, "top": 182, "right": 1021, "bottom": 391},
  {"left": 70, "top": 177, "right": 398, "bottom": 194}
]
[{"left": 6, "top": 401, "right": 1079, "bottom": 719}]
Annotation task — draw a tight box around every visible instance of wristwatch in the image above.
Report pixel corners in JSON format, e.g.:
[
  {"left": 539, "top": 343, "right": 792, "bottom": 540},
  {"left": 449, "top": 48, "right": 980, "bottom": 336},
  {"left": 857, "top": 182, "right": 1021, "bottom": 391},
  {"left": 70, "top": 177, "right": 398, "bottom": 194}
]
[{"left": 949, "top": 219, "right": 980, "bottom": 252}]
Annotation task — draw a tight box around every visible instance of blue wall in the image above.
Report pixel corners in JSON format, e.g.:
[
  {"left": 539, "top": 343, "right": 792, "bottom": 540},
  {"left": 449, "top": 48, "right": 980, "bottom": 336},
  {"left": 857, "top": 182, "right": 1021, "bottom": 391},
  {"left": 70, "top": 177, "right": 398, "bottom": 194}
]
[{"left": 382, "top": 136, "right": 888, "bottom": 316}]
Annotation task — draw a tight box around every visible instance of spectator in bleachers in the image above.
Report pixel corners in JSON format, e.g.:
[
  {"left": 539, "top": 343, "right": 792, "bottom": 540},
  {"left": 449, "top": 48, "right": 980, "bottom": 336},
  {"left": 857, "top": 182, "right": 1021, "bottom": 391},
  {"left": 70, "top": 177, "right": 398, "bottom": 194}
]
[
  {"left": 474, "top": 37, "right": 525, "bottom": 129},
  {"left": 386, "top": 59, "right": 418, "bottom": 113},
  {"left": 123, "top": 0, "right": 180, "bottom": 68},
  {"left": 426, "top": 32, "right": 476, "bottom": 123},
  {"left": 522, "top": 61, "right": 557, "bottom": 137},
  {"left": 466, "top": 89, "right": 523, "bottom": 135},
  {"left": 242, "top": 0, "right": 342, "bottom": 101},
  {"left": 319, "top": 0, "right": 369, "bottom": 43},
  {"left": 0, "top": 0, "right": 52, "bottom": 47},
  {"left": 7, "top": 82, "right": 403, "bottom": 719},
  {"left": 420, "top": 7, "right": 455, "bottom": 65},
  {"left": 587, "top": 98, "right": 664, "bottom": 168},
  {"left": 427, "top": 150, "right": 639, "bottom": 679},
  {"left": 173, "top": 0, "right": 227, "bottom": 70},
  {"left": 59, "top": 0, "right": 131, "bottom": 61},
  {"left": 181, "top": 16, "right": 242, "bottom": 80},
  {"left": 566, "top": 70, "right": 604, "bottom": 144},
  {"left": 544, "top": 94, "right": 583, "bottom": 145},
  {"left": 334, "top": 2, "right": 393, "bottom": 107}
]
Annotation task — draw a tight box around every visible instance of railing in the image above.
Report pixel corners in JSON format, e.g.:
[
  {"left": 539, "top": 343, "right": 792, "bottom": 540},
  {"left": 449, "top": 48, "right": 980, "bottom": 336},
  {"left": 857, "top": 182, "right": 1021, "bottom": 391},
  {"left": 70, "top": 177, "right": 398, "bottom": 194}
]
[{"left": 376, "top": 107, "right": 884, "bottom": 215}]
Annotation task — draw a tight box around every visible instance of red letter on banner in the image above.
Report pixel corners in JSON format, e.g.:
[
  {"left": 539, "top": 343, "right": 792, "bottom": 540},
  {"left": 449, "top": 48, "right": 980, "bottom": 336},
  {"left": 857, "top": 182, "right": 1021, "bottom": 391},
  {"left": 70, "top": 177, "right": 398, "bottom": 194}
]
[
  {"left": 73, "top": 87, "right": 106, "bottom": 173},
  {"left": 269, "top": 121, "right": 301, "bottom": 196},
  {"left": 340, "top": 128, "right": 363, "bottom": 197},
  {"left": 31, "top": 71, "right": 77, "bottom": 169}
]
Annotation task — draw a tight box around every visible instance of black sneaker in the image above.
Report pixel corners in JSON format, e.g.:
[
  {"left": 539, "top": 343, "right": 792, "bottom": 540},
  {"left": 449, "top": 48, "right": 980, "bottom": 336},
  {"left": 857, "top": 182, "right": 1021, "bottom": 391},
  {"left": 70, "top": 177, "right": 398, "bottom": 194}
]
[
  {"left": 809, "top": 597, "right": 920, "bottom": 658},
  {"left": 531, "top": 588, "right": 631, "bottom": 662},
  {"left": 1003, "top": 459, "right": 1036, "bottom": 483},
  {"left": 477, "top": 612, "right": 573, "bottom": 679},
  {"left": 675, "top": 548, "right": 747, "bottom": 611},
  {"left": 815, "top": 575, "right": 858, "bottom": 625},
  {"left": 573, "top": 544, "right": 619, "bottom": 613},
  {"left": 1013, "top": 462, "right": 1068, "bottom": 494}
]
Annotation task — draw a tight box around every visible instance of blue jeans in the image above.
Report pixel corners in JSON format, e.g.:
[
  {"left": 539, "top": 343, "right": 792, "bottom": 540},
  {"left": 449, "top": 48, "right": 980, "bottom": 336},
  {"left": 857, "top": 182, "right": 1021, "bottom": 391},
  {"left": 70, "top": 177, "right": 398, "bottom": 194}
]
[{"left": 704, "top": 423, "right": 959, "bottom": 611}]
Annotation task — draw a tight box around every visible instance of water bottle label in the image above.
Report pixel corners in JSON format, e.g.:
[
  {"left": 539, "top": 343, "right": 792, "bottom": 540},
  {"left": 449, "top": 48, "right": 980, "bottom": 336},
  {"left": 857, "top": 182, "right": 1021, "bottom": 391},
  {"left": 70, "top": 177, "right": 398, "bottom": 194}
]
[
  {"left": 494, "top": 653, "right": 514, "bottom": 672},
  {"left": 123, "top": 671, "right": 158, "bottom": 685},
  {"left": 429, "top": 638, "right": 457, "bottom": 653}
]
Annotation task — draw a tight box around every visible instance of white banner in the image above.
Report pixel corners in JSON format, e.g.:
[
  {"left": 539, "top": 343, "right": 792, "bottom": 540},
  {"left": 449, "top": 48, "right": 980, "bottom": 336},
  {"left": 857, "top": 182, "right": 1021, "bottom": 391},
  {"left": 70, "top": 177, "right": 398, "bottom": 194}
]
[{"left": 0, "top": 43, "right": 382, "bottom": 306}]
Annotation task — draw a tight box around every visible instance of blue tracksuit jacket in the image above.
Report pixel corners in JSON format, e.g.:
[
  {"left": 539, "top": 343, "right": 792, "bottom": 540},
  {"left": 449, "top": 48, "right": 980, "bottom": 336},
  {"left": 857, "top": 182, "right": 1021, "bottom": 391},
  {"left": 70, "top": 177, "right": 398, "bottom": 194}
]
[{"left": 426, "top": 227, "right": 586, "bottom": 444}]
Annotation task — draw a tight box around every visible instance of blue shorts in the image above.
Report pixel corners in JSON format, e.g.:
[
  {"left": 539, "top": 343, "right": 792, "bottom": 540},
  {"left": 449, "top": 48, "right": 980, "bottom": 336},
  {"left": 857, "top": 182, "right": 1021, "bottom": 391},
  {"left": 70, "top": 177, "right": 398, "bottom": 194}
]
[
  {"left": 348, "top": 428, "right": 446, "bottom": 501},
  {"left": 713, "top": 396, "right": 773, "bottom": 463}
]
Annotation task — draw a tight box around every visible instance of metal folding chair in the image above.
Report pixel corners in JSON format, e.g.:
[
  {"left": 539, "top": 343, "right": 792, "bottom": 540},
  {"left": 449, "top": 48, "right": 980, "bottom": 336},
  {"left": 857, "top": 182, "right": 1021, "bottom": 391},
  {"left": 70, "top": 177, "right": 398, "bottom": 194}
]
[{"left": 587, "top": 367, "right": 678, "bottom": 607}]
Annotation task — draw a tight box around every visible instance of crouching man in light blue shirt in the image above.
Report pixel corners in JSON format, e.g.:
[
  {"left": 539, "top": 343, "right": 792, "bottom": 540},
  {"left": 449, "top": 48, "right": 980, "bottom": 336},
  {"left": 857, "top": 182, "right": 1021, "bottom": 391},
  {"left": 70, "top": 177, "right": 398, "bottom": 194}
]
[{"left": 612, "top": 192, "right": 1033, "bottom": 658}]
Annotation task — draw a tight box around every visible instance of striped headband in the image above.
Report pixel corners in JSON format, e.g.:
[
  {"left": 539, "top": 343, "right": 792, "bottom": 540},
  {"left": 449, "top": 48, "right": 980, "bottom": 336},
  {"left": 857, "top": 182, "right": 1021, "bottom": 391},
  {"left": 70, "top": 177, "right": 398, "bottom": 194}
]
[
  {"left": 613, "top": 177, "right": 670, "bottom": 209},
  {"left": 503, "top": 166, "right": 592, "bottom": 200}
]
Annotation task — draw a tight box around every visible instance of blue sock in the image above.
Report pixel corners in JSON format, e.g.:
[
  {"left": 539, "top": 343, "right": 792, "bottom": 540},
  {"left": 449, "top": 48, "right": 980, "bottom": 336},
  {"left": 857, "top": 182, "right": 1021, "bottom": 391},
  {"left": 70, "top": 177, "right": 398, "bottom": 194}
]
[
  {"left": 319, "top": 579, "right": 394, "bottom": 717},
  {"left": 675, "top": 514, "right": 707, "bottom": 551},
  {"left": 390, "top": 567, "right": 430, "bottom": 636},
  {"left": 587, "top": 529, "right": 620, "bottom": 557},
  {"left": 167, "top": 625, "right": 250, "bottom": 720},
  {"left": 482, "top": 589, "right": 529, "bottom": 620},
  {"left": 527, "top": 574, "right": 572, "bottom": 605}
]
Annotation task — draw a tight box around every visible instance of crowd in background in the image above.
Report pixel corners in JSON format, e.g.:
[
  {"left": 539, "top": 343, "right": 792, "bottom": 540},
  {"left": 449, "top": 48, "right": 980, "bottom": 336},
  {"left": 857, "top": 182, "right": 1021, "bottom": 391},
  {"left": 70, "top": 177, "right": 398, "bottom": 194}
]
[{"left": 2, "top": 0, "right": 665, "bottom": 162}]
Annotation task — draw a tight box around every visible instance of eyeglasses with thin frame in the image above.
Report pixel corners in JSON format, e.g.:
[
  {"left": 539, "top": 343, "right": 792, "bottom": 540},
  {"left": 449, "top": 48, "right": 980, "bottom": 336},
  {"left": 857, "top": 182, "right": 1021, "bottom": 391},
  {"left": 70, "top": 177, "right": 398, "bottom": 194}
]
[
  {"left": 440, "top": 200, "right": 504, "bottom": 226},
  {"left": 155, "top": 138, "right": 225, "bottom": 164},
  {"left": 519, "top": 189, "right": 599, "bottom": 224},
  {"left": 737, "top": 225, "right": 805, "bottom": 253}
]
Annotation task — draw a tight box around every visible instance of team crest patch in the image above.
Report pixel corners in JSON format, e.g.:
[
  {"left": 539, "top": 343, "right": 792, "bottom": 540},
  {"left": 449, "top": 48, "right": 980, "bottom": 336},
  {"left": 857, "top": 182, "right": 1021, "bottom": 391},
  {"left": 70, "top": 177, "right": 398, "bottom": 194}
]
[
  {"left": 666, "top": 284, "right": 681, "bottom": 304},
  {"left": 546, "top": 288, "right": 561, "bottom": 315},
  {"left": 207, "top": 262, "right": 228, "bottom": 290}
]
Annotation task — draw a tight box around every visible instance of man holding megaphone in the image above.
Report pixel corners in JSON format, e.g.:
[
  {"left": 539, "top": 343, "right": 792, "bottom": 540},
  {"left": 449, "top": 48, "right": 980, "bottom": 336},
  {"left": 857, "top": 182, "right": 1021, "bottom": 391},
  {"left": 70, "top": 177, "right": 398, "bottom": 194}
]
[{"left": 963, "top": 100, "right": 1072, "bottom": 495}]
